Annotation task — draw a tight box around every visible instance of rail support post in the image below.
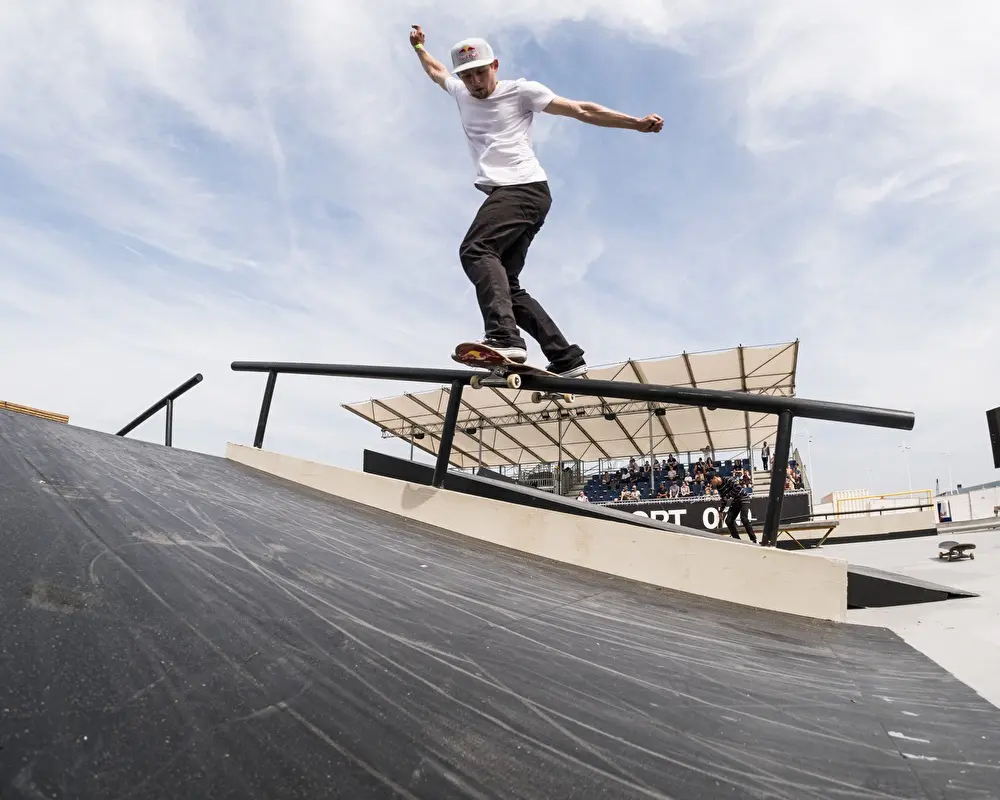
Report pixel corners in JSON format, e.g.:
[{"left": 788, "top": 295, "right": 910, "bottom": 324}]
[
  {"left": 432, "top": 380, "right": 465, "bottom": 488},
  {"left": 761, "top": 409, "right": 794, "bottom": 547},
  {"left": 165, "top": 399, "right": 174, "bottom": 447},
  {"left": 254, "top": 371, "right": 278, "bottom": 449}
]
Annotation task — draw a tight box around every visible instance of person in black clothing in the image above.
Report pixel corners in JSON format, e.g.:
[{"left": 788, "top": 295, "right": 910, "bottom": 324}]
[{"left": 711, "top": 475, "right": 758, "bottom": 543}]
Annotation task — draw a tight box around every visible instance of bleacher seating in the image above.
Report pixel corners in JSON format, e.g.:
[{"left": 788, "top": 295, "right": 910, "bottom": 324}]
[{"left": 584, "top": 457, "right": 756, "bottom": 503}]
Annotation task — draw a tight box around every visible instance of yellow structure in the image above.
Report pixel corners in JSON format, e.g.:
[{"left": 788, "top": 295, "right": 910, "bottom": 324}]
[{"left": 0, "top": 401, "right": 69, "bottom": 424}]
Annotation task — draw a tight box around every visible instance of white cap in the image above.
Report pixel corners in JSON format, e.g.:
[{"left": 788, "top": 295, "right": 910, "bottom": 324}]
[{"left": 449, "top": 37, "right": 495, "bottom": 74}]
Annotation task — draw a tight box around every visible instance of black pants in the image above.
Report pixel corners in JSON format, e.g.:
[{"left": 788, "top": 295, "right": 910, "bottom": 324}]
[
  {"left": 725, "top": 498, "right": 757, "bottom": 542},
  {"left": 459, "top": 181, "right": 583, "bottom": 366}
]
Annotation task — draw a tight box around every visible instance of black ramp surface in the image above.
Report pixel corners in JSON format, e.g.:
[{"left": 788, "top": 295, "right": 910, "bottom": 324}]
[{"left": 2, "top": 410, "right": 999, "bottom": 799}]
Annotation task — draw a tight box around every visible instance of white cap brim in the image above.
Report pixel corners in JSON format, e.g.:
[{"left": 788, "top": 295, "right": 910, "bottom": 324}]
[{"left": 452, "top": 58, "right": 494, "bottom": 74}]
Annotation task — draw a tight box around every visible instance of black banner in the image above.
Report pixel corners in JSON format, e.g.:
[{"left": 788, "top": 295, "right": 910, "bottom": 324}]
[{"left": 605, "top": 492, "right": 811, "bottom": 532}]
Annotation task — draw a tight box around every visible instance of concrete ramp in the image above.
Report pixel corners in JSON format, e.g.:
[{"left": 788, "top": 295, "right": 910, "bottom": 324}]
[
  {"left": 3, "top": 409, "right": 999, "bottom": 799},
  {"left": 361, "top": 449, "right": 972, "bottom": 612}
]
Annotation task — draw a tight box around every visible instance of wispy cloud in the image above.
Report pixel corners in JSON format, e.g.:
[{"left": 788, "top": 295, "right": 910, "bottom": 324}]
[{"left": 1, "top": 1, "right": 997, "bottom": 498}]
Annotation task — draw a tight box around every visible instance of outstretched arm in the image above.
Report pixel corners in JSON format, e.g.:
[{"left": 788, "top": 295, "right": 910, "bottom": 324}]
[
  {"left": 543, "top": 96, "right": 663, "bottom": 132},
  {"left": 410, "top": 25, "right": 450, "bottom": 90}
]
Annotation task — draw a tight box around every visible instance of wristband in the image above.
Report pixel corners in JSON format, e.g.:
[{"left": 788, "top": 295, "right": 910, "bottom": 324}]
[{"left": 414, "top": 43, "right": 424, "bottom": 51}]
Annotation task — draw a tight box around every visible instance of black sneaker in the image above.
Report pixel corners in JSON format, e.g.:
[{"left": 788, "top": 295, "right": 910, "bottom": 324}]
[
  {"left": 473, "top": 337, "right": 527, "bottom": 363},
  {"left": 546, "top": 356, "right": 588, "bottom": 378}
]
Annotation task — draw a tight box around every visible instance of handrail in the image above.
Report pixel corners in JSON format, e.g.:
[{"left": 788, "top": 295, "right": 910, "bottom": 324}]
[
  {"left": 230, "top": 361, "right": 914, "bottom": 429},
  {"left": 116, "top": 373, "right": 203, "bottom": 446},
  {"left": 781, "top": 502, "right": 933, "bottom": 522},
  {"left": 230, "top": 359, "right": 915, "bottom": 547}
]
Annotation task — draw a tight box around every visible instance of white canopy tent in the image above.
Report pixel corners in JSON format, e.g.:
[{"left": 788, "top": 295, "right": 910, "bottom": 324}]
[{"left": 341, "top": 341, "right": 799, "bottom": 471}]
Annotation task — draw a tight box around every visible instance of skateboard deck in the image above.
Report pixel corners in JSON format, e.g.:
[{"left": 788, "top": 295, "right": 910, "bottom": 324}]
[
  {"left": 937, "top": 540, "right": 976, "bottom": 561},
  {"left": 452, "top": 342, "right": 574, "bottom": 403}
]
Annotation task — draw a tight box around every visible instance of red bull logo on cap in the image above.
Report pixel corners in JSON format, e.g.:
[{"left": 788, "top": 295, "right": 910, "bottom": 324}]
[{"left": 456, "top": 45, "right": 478, "bottom": 63}]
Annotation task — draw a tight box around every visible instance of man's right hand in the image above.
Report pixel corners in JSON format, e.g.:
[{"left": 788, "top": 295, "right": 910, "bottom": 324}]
[{"left": 410, "top": 25, "right": 425, "bottom": 49}]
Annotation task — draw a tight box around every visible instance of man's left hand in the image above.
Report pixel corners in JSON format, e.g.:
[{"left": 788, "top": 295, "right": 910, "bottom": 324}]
[{"left": 636, "top": 114, "right": 664, "bottom": 133}]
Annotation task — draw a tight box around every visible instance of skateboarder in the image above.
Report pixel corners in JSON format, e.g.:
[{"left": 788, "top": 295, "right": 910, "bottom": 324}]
[
  {"left": 711, "top": 475, "right": 758, "bottom": 543},
  {"left": 410, "top": 25, "right": 663, "bottom": 376}
]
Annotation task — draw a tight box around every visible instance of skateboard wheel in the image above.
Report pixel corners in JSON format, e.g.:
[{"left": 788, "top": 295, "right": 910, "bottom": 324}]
[
  {"left": 507, "top": 374, "right": 522, "bottom": 390},
  {"left": 970, "top": 552, "right": 975, "bottom": 559},
  {"left": 471, "top": 375, "right": 482, "bottom": 389},
  {"left": 563, "top": 394, "right": 574, "bottom": 403},
  {"left": 531, "top": 391, "right": 542, "bottom": 404}
]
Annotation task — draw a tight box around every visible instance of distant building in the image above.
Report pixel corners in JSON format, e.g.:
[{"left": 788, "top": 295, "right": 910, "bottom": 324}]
[{"left": 936, "top": 480, "right": 1000, "bottom": 523}]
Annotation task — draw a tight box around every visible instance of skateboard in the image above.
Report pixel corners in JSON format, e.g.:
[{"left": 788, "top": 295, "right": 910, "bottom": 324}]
[
  {"left": 937, "top": 540, "right": 976, "bottom": 561},
  {"left": 452, "top": 342, "right": 575, "bottom": 403}
]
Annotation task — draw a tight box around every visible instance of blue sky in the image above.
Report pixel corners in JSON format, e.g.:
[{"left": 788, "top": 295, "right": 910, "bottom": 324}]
[{"left": 1, "top": 1, "right": 998, "bottom": 501}]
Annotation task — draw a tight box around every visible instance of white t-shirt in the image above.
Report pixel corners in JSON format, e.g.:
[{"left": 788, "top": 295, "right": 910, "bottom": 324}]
[{"left": 444, "top": 77, "right": 554, "bottom": 189}]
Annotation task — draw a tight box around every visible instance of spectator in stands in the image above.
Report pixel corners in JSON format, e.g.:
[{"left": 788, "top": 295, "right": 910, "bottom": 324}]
[
  {"left": 667, "top": 454, "right": 677, "bottom": 469},
  {"left": 656, "top": 482, "right": 668, "bottom": 498},
  {"left": 785, "top": 464, "right": 803, "bottom": 490},
  {"left": 679, "top": 482, "right": 691, "bottom": 497},
  {"left": 620, "top": 484, "right": 640, "bottom": 502},
  {"left": 711, "top": 475, "right": 758, "bottom": 543},
  {"left": 576, "top": 490, "right": 589, "bottom": 502},
  {"left": 761, "top": 441, "right": 770, "bottom": 470},
  {"left": 666, "top": 464, "right": 678, "bottom": 482},
  {"left": 669, "top": 482, "right": 680, "bottom": 498},
  {"left": 692, "top": 474, "right": 705, "bottom": 493}
]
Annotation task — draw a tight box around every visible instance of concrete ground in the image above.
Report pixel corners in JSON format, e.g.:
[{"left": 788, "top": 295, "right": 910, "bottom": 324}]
[{"left": 805, "top": 526, "right": 1000, "bottom": 710}]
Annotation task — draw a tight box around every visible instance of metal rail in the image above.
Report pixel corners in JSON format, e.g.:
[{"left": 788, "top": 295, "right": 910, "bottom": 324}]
[
  {"left": 116, "top": 373, "right": 204, "bottom": 447},
  {"left": 781, "top": 502, "right": 934, "bottom": 523},
  {"left": 230, "top": 360, "right": 915, "bottom": 547}
]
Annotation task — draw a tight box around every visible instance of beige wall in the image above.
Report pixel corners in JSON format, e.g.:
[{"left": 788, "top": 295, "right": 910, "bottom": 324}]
[
  {"left": 827, "top": 508, "right": 937, "bottom": 539},
  {"left": 226, "top": 444, "right": 849, "bottom": 622}
]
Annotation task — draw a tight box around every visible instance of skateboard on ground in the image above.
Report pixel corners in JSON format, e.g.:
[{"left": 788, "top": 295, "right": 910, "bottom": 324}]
[
  {"left": 452, "top": 342, "right": 575, "bottom": 403},
  {"left": 937, "top": 540, "right": 976, "bottom": 561}
]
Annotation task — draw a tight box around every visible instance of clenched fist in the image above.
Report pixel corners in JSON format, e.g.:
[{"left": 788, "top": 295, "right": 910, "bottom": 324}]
[{"left": 636, "top": 114, "right": 664, "bottom": 133}]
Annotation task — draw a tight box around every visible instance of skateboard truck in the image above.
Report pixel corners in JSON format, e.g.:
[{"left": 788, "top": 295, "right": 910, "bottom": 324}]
[
  {"left": 468, "top": 369, "right": 573, "bottom": 403},
  {"left": 469, "top": 369, "right": 523, "bottom": 392}
]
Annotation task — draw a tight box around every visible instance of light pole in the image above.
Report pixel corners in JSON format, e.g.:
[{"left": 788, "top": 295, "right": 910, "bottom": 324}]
[{"left": 899, "top": 442, "right": 912, "bottom": 493}]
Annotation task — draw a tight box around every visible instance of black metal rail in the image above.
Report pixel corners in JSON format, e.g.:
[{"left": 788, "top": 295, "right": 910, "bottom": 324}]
[
  {"left": 116, "top": 373, "right": 203, "bottom": 447},
  {"left": 230, "top": 360, "right": 915, "bottom": 547}
]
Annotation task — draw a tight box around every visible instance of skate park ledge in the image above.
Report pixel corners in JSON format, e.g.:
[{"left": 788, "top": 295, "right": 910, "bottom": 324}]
[{"left": 225, "top": 443, "right": 850, "bottom": 622}]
